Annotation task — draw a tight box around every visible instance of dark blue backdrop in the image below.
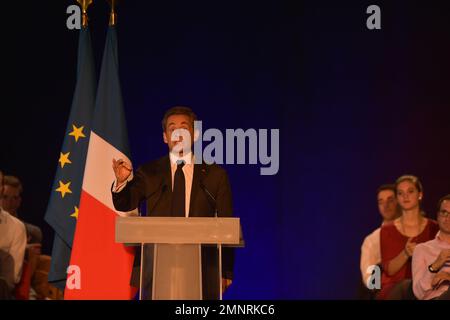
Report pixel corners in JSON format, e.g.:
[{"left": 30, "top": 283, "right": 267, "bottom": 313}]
[{"left": 4, "top": 0, "right": 450, "bottom": 299}]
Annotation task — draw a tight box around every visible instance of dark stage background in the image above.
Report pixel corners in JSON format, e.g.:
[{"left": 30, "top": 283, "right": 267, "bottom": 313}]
[{"left": 3, "top": 0, "right": 450, "bottom": 299}]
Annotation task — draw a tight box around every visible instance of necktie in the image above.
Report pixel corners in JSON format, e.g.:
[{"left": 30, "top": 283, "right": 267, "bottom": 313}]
[{"left": 171, "top": 160, "right": 186, "bottom": 217}]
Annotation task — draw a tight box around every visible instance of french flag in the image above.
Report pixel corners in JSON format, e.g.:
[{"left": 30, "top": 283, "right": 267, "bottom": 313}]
[{"left": 65, "top": 26, "right": 137, "bottom": 299}]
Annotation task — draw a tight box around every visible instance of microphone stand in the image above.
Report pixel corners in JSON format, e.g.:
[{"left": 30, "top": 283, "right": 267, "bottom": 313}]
[{"left": 201, "top": 183, "right": 223, "bottom": 300}]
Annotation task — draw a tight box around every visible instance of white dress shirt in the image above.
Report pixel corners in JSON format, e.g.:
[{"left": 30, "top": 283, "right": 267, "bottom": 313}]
[
  {"left": 360, "top": 227, "right": 381, "bottom": 287},
  {"left": 0, "top": 207, "right": 27, "bottom": 285},
  {"left": 412, "top": 232, "right": 450, "bottom": 300},
  {"left": 114, "top": 152, "right": 194, "bottom": 217}
]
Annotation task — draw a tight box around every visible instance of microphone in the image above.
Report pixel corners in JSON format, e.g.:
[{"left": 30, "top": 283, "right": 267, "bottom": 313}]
[{"left": 200, "top": 181, "right": 218, "bottom": 217}]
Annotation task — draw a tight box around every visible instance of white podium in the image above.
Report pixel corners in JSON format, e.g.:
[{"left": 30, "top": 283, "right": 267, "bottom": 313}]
[{"left": 115, "top": 217, "right": 241, "bottom": 300}]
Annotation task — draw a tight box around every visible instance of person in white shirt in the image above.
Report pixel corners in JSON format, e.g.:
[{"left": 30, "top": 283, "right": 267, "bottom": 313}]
[
  {"left": 0, "top": 170, "right": 27, "bottom": 296},
  {"left": 1, "top": 175, "right": 43, "bottom": 246},
  {"left": 412, "top": 194, "right": 450, "bottom": 300},
  {"left": 360, "top": 184, "right": 400, "bottom": 289}
]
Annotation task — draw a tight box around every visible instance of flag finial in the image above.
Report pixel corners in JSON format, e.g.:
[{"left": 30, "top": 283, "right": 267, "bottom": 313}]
[
  {"left": 108, "top": 0, "right": 117, "bottom": 26},
  {"left": 77, "top": 0, "right": 93, "bottom": 28}
]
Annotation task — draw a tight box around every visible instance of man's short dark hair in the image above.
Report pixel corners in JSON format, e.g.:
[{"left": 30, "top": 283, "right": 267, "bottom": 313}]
[
  {"left": 161, "top": 106, "right": 197, "bottom": 131},
  {"left": 3, "top": 176, "right": 23, "bottom": 194},
  {"left": 377, "top": 184, "right": 396, "bottom": 196},
  {"left": 438, "top": 194, "right": 450, "bottom": 210}
]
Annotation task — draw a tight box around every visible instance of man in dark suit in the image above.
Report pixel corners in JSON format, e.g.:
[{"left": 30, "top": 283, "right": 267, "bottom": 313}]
[{"left": 111, "top": 106, "right": 234, "bottom": 299}]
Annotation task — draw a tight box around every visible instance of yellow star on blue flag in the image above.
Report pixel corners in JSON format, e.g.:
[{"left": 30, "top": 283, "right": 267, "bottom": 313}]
[
  {"left": 59, "top": 152, "right": 72, "bottom": 168},
  {"left": 69, "top": 124, "right": 86, "bottom": 142},
  {"left": 70, "top": 206, "right": 79, "bottom": 220},
  {"left": 55, "top": 180, "right": 72, "bottom": 198}
]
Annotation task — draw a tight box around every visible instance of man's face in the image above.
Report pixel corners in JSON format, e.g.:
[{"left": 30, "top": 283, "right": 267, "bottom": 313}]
[
  {"left": 377, "top": 189, "right": 398, "bottom": 221},
  {"left": 1, "top": 185, "right": 21, "bottom": 216},
  {"left": 438, "top": 200, "right": 450, "bottom": 235},
  {"left": 163, "top": 114, "right": 195, "bottom": 155}
]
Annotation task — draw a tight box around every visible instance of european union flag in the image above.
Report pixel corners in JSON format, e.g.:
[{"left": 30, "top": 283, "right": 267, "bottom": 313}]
[{"left": 44, "top": 26, "right": 96, "bottom": 290}]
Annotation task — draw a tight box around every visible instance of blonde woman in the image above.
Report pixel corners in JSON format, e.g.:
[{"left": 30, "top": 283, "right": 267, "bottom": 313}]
[{"left": 378, "top": 175, "right": 439, "bottom": 299}]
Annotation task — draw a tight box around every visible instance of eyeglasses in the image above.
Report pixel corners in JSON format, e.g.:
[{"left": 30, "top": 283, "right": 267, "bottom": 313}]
[{"left": 438, "top": 210, "right": 450, "bottom": 218}]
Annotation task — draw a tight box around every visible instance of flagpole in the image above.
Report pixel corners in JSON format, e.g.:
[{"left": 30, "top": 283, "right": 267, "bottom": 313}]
[{"left": 77, "top": 0, "right": 93, "bottom": 28}]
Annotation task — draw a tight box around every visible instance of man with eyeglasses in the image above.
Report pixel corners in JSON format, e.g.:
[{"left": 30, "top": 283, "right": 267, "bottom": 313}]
[{"left": 412, "top": 194, "right": 450, "bottom": 300}]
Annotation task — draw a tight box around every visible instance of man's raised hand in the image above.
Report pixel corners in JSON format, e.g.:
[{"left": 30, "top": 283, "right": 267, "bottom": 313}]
[{"left": 112, "top": 158, "right": 132, "bottom": 184}]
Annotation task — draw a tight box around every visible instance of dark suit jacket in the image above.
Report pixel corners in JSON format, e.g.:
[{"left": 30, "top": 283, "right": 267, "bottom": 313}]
[{"left": 111, "top": 155, "right": 234, "bottom": 299}]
